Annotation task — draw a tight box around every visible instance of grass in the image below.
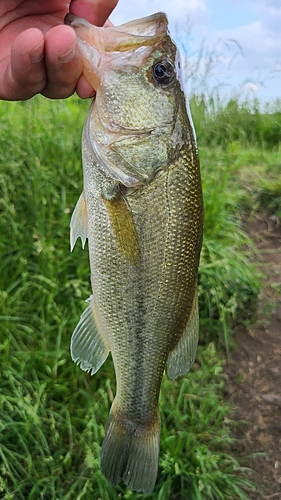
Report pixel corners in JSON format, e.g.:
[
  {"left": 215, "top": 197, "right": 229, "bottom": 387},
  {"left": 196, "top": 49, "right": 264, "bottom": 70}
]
[
  {"left": 191, "top": 96, "right": 281, "bottom": 150},
  {"left": 191, "top": 95, "right": 281, "bottom": 219},
  {"left": 1, "top": 93, "right": 279, "bottom": 499}
]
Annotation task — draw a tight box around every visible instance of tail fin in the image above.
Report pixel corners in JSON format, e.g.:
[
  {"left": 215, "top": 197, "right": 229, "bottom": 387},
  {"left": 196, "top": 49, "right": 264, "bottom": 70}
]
[{"left": 100, "top": 406, "right": 161, "bottom": 494}]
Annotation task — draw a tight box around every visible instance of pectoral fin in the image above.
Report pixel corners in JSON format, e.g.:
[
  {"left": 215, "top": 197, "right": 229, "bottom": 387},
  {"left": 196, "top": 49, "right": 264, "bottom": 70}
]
[
  {"left": 70, "top": 191, "right": 88, "bottom": 251},
  {"left": 71, "top": 296, "right": 110, "bottom": 375},
  {"left": 103, "top": 193, "right": 140, "bottom": 265},
  {"left": 166, "top": 293, "right": 199, "bottom": 380}
]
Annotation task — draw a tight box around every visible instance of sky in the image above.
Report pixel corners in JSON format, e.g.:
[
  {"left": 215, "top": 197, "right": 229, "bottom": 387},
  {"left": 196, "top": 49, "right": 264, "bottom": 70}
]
[{"left": 110, "top": 0, "right": 281, "bottom": 104}]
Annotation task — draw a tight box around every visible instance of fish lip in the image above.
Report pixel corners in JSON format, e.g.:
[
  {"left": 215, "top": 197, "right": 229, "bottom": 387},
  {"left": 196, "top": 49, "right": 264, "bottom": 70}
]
[
  {"left": 106, "top": 121, "right": 153, "bottom": 137},
  {"left": 64, "top": 12, "right": 169, "bottom": 53},
  {"left": 64, "top": 12, "right": 169, "bottom": 34},
  {"left": 95, "top": 107, "right": 153, "bottom": 137}
]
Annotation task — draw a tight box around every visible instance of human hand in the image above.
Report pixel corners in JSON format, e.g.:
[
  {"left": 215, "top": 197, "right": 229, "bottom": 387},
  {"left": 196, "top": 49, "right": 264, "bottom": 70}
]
[{"left": 0, "top": 0, "right": 118, "bottom": 100}]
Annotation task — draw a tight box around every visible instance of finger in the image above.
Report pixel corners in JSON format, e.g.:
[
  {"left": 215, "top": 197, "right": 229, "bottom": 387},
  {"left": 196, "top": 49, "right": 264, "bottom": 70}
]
[
  {"left": 1, "top": 28, "right": 46, "bottom": 101},
  {"left": 70, "top": 0, "right": 118, "bottom": 26},
  {"left": 76, "top": 74, "right": 96, "bottom": 99},
  {"left": 103, "top": 20, "right": 115, "bottom": 28},
  {"left": 69, "top": 0, "right": 118, "bottom": 98},
  {"left": 42, "top": 25, "right": 83, "bottom": 99}
]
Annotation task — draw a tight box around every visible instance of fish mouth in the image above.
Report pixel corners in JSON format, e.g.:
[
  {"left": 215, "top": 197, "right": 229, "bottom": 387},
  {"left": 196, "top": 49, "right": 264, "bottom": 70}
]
[
  {"left": 66, "top": 12, "right": 174, "bottom": 187},
  {"left": 64, "top": 12, "right": 169, "bottom": 53},
  {"left": 64, "top": 12, "right": 172, "bottom": 91},
  {"left": 105, "top": 120, "right": 153, "bottom": 137}
]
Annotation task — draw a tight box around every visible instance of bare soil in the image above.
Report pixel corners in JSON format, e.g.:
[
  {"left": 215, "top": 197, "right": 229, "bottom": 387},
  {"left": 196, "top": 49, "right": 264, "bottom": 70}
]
[{"left": 224, "top": 213, "right": 281, "bottom": 499}]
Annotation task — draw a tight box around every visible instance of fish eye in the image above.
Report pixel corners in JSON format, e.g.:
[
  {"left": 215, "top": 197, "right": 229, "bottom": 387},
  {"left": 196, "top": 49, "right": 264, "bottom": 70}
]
[{"left": 151, "top": 59, "right": 175, "bottom": 85}]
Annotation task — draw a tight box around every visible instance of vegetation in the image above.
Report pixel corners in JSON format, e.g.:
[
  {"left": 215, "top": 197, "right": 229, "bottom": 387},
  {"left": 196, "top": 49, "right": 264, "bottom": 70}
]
[
  {"left": 191, "top": 96, "right": 281, "bottom": 150},
  {"left": 0, "top": 93, "right": 280, "bottom": 499}
]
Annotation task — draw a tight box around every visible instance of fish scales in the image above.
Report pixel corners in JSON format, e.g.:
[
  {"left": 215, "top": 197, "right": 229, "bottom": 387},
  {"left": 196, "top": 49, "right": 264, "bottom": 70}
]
[
  {"left": 66, "top": 11, "right": 203, "bottom": 494},
  {"left": 88, "top": 168, "right": 169, "bottom": 421}
]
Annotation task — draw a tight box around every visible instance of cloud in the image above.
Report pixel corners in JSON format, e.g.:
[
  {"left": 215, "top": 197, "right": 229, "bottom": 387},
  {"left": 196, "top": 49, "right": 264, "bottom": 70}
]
[
  {"left": 266, "top": 0, "right": 281, "bottom": 8},
  {"left": 111, "top": 0, "right": 280, "bottom": 101},
  {"left": 215, "top": 21, "right": 281, "bottom": 72},
  {"left": 199, "top": 18, "right": 281, "bottom": 100},
  {"left": 111, "top": 0, "right": 207, "bottom": 32},
  {"left": 243, "top": 82, "right": 260, "bottom": 93}
]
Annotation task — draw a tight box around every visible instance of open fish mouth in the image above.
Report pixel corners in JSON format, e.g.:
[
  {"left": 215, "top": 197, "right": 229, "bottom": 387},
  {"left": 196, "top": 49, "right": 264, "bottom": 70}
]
[
  {"left": 66, "top": 11, "right": 180, "bottom": 187},
  {"left": 64, "top": 12, "right": 169, "bottom": 51},
  {"left": 64, "top": 12, "right": 172, "bottom": 89}
]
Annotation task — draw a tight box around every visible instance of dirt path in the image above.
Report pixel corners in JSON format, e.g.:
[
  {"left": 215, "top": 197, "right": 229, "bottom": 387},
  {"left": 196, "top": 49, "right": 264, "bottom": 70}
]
[{"left": 224, "top": 213, "right": 281, "bottom": 499}]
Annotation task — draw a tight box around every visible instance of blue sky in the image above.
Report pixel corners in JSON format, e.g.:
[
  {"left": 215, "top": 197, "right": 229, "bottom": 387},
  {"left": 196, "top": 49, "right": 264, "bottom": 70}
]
[
  {"left": 208, "top": 0, "right": 254, "bottom": 30},
  {"left": 110, "top": 0, "right": 281, "bottom": 104}
]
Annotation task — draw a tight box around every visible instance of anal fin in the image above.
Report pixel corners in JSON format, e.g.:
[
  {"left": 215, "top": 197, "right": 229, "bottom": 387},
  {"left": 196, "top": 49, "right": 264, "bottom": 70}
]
[
  {"left": 166, "top": 292, "right": 199, "bottom": 380},
  {"left": 71, "top": 296, "right": 109, "bottom": 375}
]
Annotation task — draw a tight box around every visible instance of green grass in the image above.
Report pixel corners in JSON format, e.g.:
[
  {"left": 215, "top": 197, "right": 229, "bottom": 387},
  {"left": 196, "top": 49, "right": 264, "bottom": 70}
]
[
  {"left": 1, "top": 94, "right": 277, "bottom": 499},
  {"left": 191, "top": 95, "right": 281, "bottom": 218},
  {"left": 191, "top": 96, "right": 281, "bottom": 150}
]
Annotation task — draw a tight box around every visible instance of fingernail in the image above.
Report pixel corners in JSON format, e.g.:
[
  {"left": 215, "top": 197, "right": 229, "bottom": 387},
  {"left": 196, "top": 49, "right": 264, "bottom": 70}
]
[
  {"left": 58, "top": 44, "right": 76, "bottom": 63},
  {"left": 103, "top": 19, "right": 114, "bottom": 28},
  {"left": 30, "top": 43, "right": 44, "bottom": 63}
]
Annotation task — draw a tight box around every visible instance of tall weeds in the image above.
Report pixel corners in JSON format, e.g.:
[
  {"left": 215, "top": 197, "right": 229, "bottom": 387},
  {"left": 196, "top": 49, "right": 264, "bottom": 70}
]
[{"left": 0, "top": 92, "right": 276, "bottom": 498}]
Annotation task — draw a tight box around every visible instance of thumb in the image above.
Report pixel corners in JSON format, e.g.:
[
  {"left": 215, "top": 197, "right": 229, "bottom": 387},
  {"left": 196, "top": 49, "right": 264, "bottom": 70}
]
[{"left": 70, "top": 0, "right": 118, "bottom": 26}]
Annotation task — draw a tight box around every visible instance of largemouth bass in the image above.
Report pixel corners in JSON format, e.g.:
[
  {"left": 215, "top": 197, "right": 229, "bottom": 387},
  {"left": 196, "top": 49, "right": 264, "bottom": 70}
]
[{"left": 65, "top": 12, "right": 203, "bottom": 494}]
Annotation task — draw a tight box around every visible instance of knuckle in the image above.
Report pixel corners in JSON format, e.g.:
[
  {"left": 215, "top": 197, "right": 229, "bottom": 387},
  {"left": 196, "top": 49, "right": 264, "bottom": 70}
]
[{"left": 13, "top": 69, "right": 46, "bottom": 97}]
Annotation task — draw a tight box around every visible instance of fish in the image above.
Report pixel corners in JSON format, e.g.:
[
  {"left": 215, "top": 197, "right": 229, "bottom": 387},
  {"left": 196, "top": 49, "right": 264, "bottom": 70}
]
[{"left": 65, "top": 11, "right": 203, "bottom": 495}]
